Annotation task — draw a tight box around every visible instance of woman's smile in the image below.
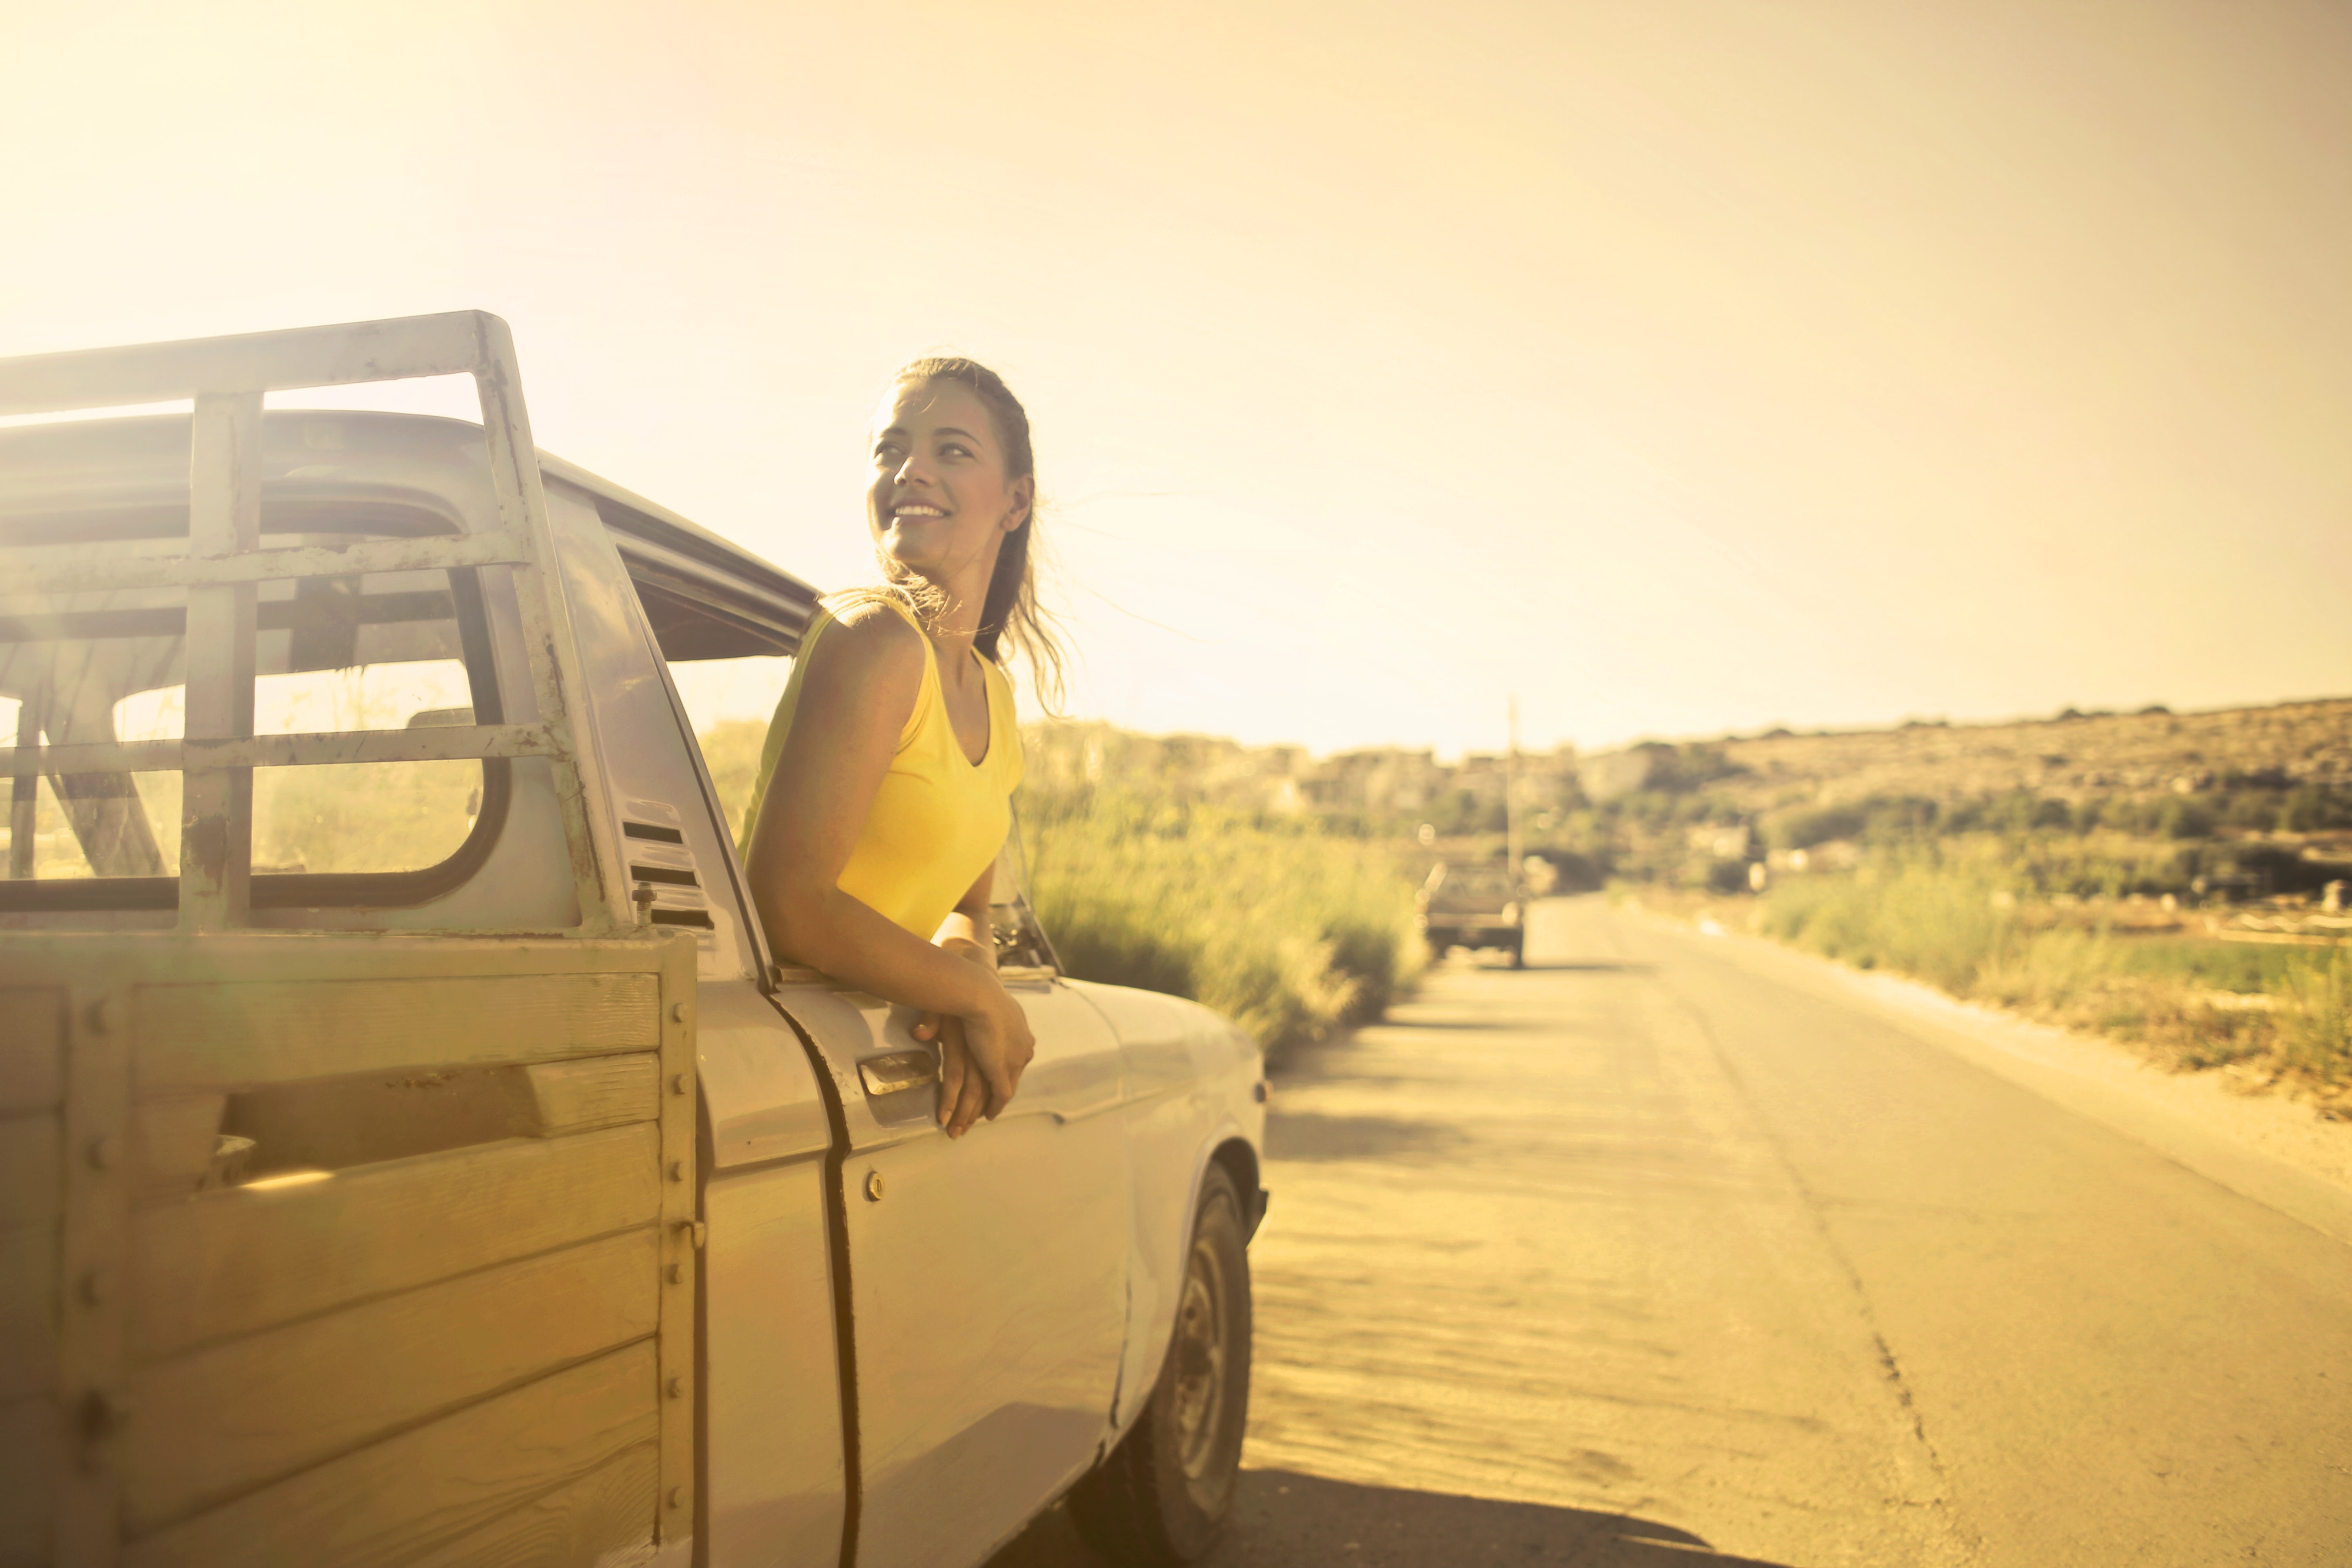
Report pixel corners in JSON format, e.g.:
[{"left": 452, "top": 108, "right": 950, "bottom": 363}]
[{"left": 866, "top": 377, "right": 1030, "bottom": 583}]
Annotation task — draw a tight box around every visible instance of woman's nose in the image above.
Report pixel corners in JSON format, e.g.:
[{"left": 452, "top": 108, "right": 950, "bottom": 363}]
[{"left": 894, "top": 454, "right": 931, "bottom": 486}]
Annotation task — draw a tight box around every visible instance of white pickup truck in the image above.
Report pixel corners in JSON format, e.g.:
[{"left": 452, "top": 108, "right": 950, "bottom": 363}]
[{"left": 0, "top": 312, "right": 1268, "bottom": 1568}]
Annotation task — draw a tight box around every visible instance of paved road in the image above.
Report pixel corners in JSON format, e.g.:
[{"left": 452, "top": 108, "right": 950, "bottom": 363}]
[{"left": 996, "top": 895, "right": 2352, "bottom": 1566}]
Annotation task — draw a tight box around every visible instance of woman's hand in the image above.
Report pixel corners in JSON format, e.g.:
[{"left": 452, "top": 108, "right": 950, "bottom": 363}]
[{"left": 916, "top": 967, "right": 1035, "bottom": 1136}]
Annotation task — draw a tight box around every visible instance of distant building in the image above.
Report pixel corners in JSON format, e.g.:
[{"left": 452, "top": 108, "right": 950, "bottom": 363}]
[{"left": 1581, "top": 749, "right": 1655, "bottom": 803}]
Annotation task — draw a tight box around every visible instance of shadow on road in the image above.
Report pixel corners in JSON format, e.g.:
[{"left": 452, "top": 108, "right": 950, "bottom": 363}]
[
  {"left": 988, "top": 1468, "right": 1798, "bottom": 1567},
  {"left": 1264, "top": 1108, "right": 1469, "bottom": 1162}
]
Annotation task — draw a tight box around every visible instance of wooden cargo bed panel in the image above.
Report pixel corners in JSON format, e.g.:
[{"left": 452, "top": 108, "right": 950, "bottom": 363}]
[
  {"left": 135, "top": 972, "right": 660, "bottom": 1093},
  {"left": 0, "top": 931, "right": 699, "bottom": 1564},
  {"left": 125, "top": 1228, "right": 662, "bottom": 1533},
  {"left": 515, "top": 1052, "right": 661, "bottom": 1138},
  {"left": 121, "top": 1340, "right": 662, "bottom": 1568},
  {"left": 0, "top": 1393, "right": 62, "bottom": 1567},
  {"left": 0, "top": 985, "right": 64, "bottom": 1116},
  {"left": 131, "top": 1122, "right": 662, "bottom": 1359},
  {"left": 0, "top": 1110, "right": 62, "bottom": 1231},
  {"left": 0, "top": 1223, "right": 58, "bottom": 1404}
]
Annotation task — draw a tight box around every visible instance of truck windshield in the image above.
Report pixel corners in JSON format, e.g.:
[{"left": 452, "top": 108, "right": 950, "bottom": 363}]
[
  {"left": 1431, "top": 865, "right": 1516, "bottom": 900},
  {"left": 1, "top": 513, "right": 507, "bottom": 911}
]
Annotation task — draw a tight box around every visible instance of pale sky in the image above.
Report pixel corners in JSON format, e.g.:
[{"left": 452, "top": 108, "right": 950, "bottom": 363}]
[{"left": 5, "top": 0, "right": 2347, "bottom": 758}]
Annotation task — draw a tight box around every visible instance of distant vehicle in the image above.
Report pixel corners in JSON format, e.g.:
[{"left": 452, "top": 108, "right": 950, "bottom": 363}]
[
  {"left": 0, "top": 312, "right": 1266, "bottom": 1568},
  {"left": 1418, "top": 858, "right": 1527, "bottom": 967}
]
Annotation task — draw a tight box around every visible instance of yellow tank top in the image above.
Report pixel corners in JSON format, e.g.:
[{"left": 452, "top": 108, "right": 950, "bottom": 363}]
[{"left": 736, "top": 599, "right": 1024, "bottom": 941}]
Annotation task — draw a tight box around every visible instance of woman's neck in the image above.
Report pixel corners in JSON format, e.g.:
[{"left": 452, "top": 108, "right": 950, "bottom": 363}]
[{"left": 913, "top": 558, "right": 992, "bottom": 676}]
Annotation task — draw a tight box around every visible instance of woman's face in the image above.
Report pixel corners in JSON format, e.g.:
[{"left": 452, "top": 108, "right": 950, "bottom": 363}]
[{"left": 867, "top": 378, "right": 1031, "bottom": 587}]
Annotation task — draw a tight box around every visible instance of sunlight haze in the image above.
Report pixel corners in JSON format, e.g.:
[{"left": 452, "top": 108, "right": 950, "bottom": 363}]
[{"left": 4, "top": 0, "right": 2347, "bottom": 757}]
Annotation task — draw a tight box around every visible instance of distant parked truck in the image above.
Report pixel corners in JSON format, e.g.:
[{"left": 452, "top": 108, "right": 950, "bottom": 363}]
[
  {"left": 0, "top": 313, "right": 1267, "bottom": 1568},
  {"left": 1418, "top": 858, "right": 1527, "bottom": 967}
]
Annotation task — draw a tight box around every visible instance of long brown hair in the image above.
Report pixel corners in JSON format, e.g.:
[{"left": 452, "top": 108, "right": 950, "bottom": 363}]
[{"left": 843, "top": 356, "right": 1068, "bottom": 712}]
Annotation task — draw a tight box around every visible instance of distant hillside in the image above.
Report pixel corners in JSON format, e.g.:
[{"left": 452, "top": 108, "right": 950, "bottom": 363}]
[{"left": 1614, "top": 697, "right": 2352, "bottom": 814}]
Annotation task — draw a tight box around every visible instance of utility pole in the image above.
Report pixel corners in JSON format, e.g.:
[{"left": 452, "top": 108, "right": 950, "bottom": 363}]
[{"left": 1505, "top": 696, "right": 1522, "bottom": 872}]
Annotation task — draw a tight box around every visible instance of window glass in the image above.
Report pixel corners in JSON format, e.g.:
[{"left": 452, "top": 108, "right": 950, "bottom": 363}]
[
  {"left": 1, "top": 546, "right": 503, "bottom": 905},
  {"left": 4, "top": 698, "right": 102, "bottom": 880},
  {"left": 667, "top": 653, "right": 793, "bottom": 847}
]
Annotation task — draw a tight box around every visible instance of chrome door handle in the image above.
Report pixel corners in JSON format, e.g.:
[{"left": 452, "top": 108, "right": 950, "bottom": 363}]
[{"left": 858, "top": 1049, "right": 938, "bottom": 1096}]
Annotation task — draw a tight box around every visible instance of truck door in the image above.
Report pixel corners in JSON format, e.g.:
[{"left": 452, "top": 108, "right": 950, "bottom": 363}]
[{"left": 779, "top": 961, "right": 1131, "bottom": 1568}]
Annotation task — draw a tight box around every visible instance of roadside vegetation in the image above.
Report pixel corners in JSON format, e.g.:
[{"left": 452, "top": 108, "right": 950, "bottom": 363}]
[
  {"left": 697, "top": 719, "right": 1427, "bottom": 1061},
  {"left": 1562, "top": 723, "right": 2352, "bottom": 1106},
  {"left": 1750, "top": 842, "right": 2351, "bottom": 1099},
  {"left": 1018, "top": 788, "right": 1424, "bottom": 1061}
]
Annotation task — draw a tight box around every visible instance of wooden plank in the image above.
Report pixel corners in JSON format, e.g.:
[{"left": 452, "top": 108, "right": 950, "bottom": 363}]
[
  {"left": 0, "top": 1394, "right": 61, "bottom": 1568},
  {"left": 134, "top": 1095, "right": 226, "bottom": 1208},
  {"left": 0, "top": 309, "right": 493, "bottom": 417},
  {"left": 0, "top": 721, "right": 562, "bottom": 780},
  {"left": 122, "top": 1340, "right": 660, "bottom": 1568},
  {"left": 126, "top": 1229, "right": 659, "bottom": 1532},
  {"left": 0, "top": 987, "right": 63, "bottom": 1114},
  {"left": 0, "top": 1110, "right": 58, "bottom": 1231},
  {"left": 136, "top": 974, "right": 659, "bottom": 1092},
  {"left": 509, "top": 1054, "right": 659, "bottom": 1138},
  {"left": 132, "top": 1124, "right": 660, "bottom": 1358},
  {"left": 220, "top": 1072, "right": 512, "bottom": 1178},
  {"left": 405, "top": 1444, "right": 658, "bottom": 1568},
  {"left": 0, "top": 932, "right": 670, "bottom": 993},
  {"left": 179, "top": 389, "right": 263, "bottom": 934},
  {"left": 0, "top": 1224, "right": 58, "bottom": 1403}
]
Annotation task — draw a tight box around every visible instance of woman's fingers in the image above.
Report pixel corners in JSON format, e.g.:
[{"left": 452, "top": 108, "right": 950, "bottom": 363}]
[
  {"left": 913, "top": 1011, "right": 941, "bottom": 1042},
  {"left": 934, "top": 1019, "right": 991, "bottom": 1137},
  {"left": 935, "top": 1024, "right": 967, "bottom": 1129},
  {"left": 949, "top": 1057, "right": 990, "bottom": 1137}
]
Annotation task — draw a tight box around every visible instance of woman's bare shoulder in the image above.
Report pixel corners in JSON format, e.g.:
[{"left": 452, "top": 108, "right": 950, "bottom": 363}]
[{"left": 802, "top": 599, "right": 926, "bottom": 703}]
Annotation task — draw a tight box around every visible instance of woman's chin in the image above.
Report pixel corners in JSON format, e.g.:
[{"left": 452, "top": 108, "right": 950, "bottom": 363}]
[{"left": 877, "top": 543, "right": 944, "bottom": 580}]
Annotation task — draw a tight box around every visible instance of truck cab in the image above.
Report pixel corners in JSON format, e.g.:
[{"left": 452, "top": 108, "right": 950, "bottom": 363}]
[{"left": 0, "top": 313, "right": 1265, "bottom": 1568}]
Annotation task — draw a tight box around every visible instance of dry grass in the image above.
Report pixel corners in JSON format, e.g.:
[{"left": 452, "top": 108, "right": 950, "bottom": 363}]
[{"left": 1739, "top": 844, "right": 2352, "bottom": 1105}]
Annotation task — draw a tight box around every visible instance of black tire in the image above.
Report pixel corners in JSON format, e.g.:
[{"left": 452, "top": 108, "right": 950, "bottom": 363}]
[
  {"left": 1506, "top": 933, "right": 1525, "bottom": 969},
  {"left": 1068, "top": 1164, "right": 1253, "bottom": 1564}
]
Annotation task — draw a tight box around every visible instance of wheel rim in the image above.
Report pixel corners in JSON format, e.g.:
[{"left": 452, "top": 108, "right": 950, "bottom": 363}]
[{"left": 1170, "top": 1228, "right": 1229, "bottom": 1483}]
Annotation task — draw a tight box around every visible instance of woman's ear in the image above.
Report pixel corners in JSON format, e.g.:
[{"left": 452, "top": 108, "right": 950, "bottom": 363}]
[{"left": 1003, "top": 474, "right": 1034, "bottom": 534}]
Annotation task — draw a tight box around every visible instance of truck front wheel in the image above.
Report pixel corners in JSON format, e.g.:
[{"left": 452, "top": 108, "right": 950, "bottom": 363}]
[{"left": 1068, "top": 1164, "right": 1253, "bottom": 1563}]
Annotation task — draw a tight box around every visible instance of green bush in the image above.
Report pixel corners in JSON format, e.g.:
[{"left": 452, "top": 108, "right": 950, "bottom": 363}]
[
  {"left": 1024, "top": 794, "right": 1424, "bottom": 1062},
  {"left": 1757, "top": 840, "right": 2352, "bottom": 1093}
]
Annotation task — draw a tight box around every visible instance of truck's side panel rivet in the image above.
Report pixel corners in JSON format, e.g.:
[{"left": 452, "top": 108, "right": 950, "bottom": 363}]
[
  {"left": 87, "top": 1135, "right": 119, "bottom": 1170},
  {"left": 669, "top": 1160, "right": 686, "bottom": 1183},
  {"left": 671, "top": 1073, "right": 689, "bottom": 1096},
  {"left": 666, "top": 1375, "right": 685, "bottom": 1399},
  {"left": 670, "top": 1001, "right": 688, "bottom": 1024},
  {"left": 864, "top": 1171, "right": 886, "bottom": 1202}
]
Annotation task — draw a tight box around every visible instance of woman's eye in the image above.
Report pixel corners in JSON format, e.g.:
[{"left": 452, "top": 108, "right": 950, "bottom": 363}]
[{"left": 941, "top": 443, "right": 972, "bottom": 459}]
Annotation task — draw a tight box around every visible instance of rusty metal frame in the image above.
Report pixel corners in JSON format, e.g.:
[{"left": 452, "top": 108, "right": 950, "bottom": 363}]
[{"left": 0, "top": 311, "right": 630, "bottom": 934}]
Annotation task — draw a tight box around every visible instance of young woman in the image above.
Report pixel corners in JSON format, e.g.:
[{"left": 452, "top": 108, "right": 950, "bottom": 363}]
[{"left": 740, "top": 357, "right": 1063, "bottom": 1138}]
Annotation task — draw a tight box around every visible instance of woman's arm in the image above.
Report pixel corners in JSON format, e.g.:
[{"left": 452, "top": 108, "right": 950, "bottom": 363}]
[
  {"left": 742, "top": 608, "right": 1034, "bottom": 1134},
  {"left": 917, "top": 865, "right": 1000, "bottom": 1133}
]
